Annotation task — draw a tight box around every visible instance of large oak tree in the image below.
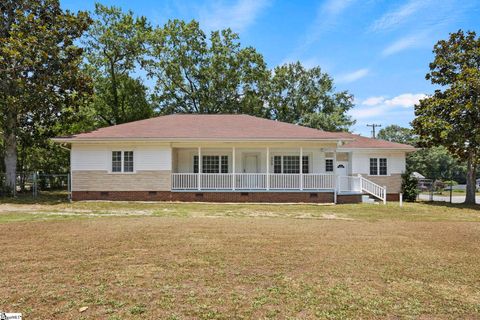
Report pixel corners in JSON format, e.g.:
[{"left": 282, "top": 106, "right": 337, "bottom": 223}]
[
  {"left": 0, "top": 0, "right": 91, "bottom": 192},
  {"left": 413, "top": 30, "right": 480, "bottom": 204}
]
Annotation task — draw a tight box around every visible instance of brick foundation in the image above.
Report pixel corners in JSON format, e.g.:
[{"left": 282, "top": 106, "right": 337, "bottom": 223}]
[
  {"left": 386, "top": 193, "right": 400, "bottom": 201},
  {"left": 72, "top": 191, "right": 340, "bottom": 203},
  {"left": 336, "top": 194, "right": 363, "bottom": 204},
  {"left": 71, "top": 191, "right": 402, "bottom": 204}
]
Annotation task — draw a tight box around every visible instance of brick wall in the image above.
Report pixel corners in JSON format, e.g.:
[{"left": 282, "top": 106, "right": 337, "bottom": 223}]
[
  {"left": 363, "top": 174, "right": 402, "bottom": 193},
  {"left": 72, "top": 170, "right": 171, "bottom": 191},
  {"left": 336, "top": 194, "right": 362, "bottom": 204}
]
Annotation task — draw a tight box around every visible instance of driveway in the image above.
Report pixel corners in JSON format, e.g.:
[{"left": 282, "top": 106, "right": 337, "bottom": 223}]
[{"left": 418, "top": 194, "right": 480, "bottom": 204}]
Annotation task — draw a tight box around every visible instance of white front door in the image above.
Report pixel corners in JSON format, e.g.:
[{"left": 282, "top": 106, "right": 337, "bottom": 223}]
[
  {"left": 337, "top": 161, "right": 350, "bottom": 191},
  {"left": 336, "top": 161, "right": 348, "bottom": 176},
  {"left": 244, "top": 154, "right": 258, "bottom": 173}
]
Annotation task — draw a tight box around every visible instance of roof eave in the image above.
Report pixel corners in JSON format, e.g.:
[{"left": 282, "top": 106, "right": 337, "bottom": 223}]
[
  {"left": 52, "top": 137, "right": 355, "bottom": 143},
  {"left": 338, "top": 147, "right": 418, "bottom": 152}
]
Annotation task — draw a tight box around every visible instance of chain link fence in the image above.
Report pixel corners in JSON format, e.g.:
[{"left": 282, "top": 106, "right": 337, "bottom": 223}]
[{"left": 0, "top": 172, "right": 71, "bottom": 201}]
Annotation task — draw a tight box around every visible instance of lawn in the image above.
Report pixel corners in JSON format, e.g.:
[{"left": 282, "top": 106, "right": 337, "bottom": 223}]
[{"left": 0, "top": 201, "right": 479, "bottom": 319}]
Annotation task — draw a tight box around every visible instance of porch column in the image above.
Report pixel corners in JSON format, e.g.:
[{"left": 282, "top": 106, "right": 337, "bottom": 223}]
[
  {"left": 300, "top": 147, "right": 303, "bottom": 190},
  {"left": 198, "top": 146, "right": 202, "bottom": 191},
  {"left": 266, "top": 147, "right": 270, "bottom": 190},
  {"left": 334, "top": 151, "right": 340, "bottom": 192},
  {"left": 232, "top": 146, "right": 236, "bottom": 190}
]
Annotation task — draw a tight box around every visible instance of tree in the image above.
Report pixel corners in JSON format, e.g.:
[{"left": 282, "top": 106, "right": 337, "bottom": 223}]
[
  {"left": 89, "top": 74, "right": 154, "bottom": 126},
  {"left": 269, "top": 62, "right": 355, "bottom": 131},
  {"left": 0, "top": 0, "right": 91, "bottom": 192},
  {"left": 401, "top": 167, "right": 419, "bottom": 202},
  {"left": 412, "top": 30, "right": 480, "bottom": 204},
  {"left": 146, "top": 20, "right": 270, "bottom": 116},
  {"left": 377, "top": 125, "right": 417, "bottom": 145},
  {"left": 407, "top": 146, "right": 467, "bottom": 182},
  {"left": 84, "top": 3, "right": 152, "bottom": 125}
]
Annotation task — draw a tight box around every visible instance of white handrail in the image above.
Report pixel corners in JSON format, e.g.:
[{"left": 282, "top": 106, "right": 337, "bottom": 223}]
[{"left": 359, "top": 176, "right": 386, "bottom": 204}]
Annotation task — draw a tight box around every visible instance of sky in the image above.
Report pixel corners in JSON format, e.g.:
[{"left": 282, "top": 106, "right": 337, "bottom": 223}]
[{"left": 61, "top": 0, "right": 480, "bottom": 136}]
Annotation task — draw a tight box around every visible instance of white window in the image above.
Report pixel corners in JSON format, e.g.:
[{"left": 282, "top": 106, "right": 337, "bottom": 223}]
[
  {"left": 272, "top": 155, "right": 309, "bottom": 174},
  {"left": 370, "top": 158, "right": 387, "bottom": 176},
  {"left": 325, "top": 159, "right": 334, "bottom": 172},
  {"left": 123, "top": 151, "right": 134, "bottom": 172},
  {"left": 112, "top": 151, "right": 122, "bottom": 172},
  {"left": 112, "top": 151, "right": 134, "bottom": 173},
  {"left": 193, "top": 155, "right": 228, "bottom": 173}
]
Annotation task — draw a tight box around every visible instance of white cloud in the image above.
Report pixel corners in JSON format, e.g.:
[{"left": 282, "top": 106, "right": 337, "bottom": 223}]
[
  {"left": 323, "top": 0, "right": 356, "bottom": 16},
  {"left": 381, "top": 32, "right": 429, "bottom": 56},
  {"left": 370, "top": 0, "right": 432, "bottom": 32},
  {"left": 361, "top": 93, "right": 426, "bottom": 108},
  {"left": 198, "top": 0, "right": 270, "bottom": 33},
  {"left": 337, "top": 68, "right": 369, "bottom": 84},
  {"left": 361, "top": 96, "right": 385, "bottom": 106},
  {"left": 351, "top": 93, "right": 426, "bottom": 120},
  {"left": 384, "top": 93, "right": 427, "bottom": 108},
  {"left": 349, "top": 105, "right": 387, "bottom": 119},
  {"left": 284, "top": 0, "right": 355, "bottom": 60}
]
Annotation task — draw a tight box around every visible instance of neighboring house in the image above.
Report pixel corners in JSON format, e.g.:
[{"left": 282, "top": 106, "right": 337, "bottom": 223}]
[{"left": 53, "top": 114, "right": 415, "bottom": 203}]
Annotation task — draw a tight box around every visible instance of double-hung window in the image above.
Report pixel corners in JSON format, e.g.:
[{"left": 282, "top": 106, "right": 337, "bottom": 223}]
[
  {"left": 325, "top": 159, "right": 334, "bottom": 172},
  {"left": 112, "top": 151, "right": 134, "bottom": 173},
  {"left": 369, "top": 158, "right": 387, "bottom": 176},
  {"left": 272, "top": 155, "right": 309, "bottom": 174},
  {"left": 193, "top": 155, "right": 228, "bottom": 173}
]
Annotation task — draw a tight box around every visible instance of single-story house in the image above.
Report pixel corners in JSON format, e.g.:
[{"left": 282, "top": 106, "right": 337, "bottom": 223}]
[{"left": 53, "top": 114, "right": 415, "bottom": 203}]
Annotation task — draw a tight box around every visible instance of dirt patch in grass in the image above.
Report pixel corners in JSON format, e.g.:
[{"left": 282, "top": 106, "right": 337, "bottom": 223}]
[{"left": 1, "top": 214, "right": 479, "bottom": 319}]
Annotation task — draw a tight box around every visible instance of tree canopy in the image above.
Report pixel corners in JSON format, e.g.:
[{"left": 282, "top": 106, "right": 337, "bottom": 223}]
[
  {"left": 146, "top": 20, "right": 270, "bottom": 116},
  {"left": 268, "top": 62, "right": 355, "bottom": 131},
  {"left": 412, "top": 30, "right": 480, "bottom": 204},
  {"left": 0, "top": 0, "right": 91, "bottom": 190},
  {"left": 84, "top": 3, "right": 153, "bottom": 125},
  {"left": 377, "top": 125, "right": 417, "bottom": 145}
]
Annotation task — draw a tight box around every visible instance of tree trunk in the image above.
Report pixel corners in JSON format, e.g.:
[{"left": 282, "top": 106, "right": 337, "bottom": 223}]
[
  {"left": 465, "top": 156, "right": 477, "bottom": 205},
  {"left": 4, "top": 130, "right": 17, "bottom": 195}
]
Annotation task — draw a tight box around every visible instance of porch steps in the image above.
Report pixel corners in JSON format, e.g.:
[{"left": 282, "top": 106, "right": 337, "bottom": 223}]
[{"left": 362, "top": 195, "right": 378, "bottom": 204}]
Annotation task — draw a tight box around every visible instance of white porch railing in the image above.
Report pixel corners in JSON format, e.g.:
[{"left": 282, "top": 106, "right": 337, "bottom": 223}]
[
  {"left": 171, "top": 173, "right": 387, "bottom": 203},
  {"left": 338, "top": 175, "right": 362, "bottom": 193},
  {"left": 201, "top": 173, "right": 233, "bottom": 189},
  {"left": 172, "top": 173, "right": 337, "bottom": 191},
  {"left": 236, "top": 173, "right": 267, "bottom": 189},
  {"left": 303, "top": 174, "right": 336, "bottom": 190},
  {"left": 359, "top": 176, "right": 386, "bottom": 204},
  {"left": 270, "top": 174, "right": 301, "bottom": 189}
]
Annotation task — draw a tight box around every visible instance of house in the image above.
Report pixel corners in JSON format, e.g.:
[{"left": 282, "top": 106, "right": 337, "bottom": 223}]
[{"left": 53, "top": 114, "right": 415, "bottom": 203}]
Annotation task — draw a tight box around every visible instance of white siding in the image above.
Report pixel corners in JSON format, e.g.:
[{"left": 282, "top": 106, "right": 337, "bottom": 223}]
[
  {"left": 350, "top": 151, "right": 406, "bottom": 175},
  {"left": 71, "top": 144, "right": 172, "bottom": 171},
  {"left": 71, "top": 145, "right": 109, "bottom": 171}
]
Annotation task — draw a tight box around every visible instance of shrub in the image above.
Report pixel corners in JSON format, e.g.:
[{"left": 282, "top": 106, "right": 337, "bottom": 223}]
[{"left": 402, "top": 169, "right": 419, "bottom": 202}]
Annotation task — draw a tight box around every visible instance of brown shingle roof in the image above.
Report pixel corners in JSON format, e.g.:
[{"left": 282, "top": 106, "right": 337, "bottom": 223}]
[
  {"left": 59, "top": 114, "right": 348, "bottom": 140},
  {"left": 338, "top": 133, "right": 415, "bottom": 150},
  {"left": 54, "top": 114, "right": 415, "bottom": 150}
]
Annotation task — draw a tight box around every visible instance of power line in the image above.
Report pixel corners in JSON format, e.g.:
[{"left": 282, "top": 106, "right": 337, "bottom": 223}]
[{"left": 367, "top": 124, "right": 382, "bottom": 139}]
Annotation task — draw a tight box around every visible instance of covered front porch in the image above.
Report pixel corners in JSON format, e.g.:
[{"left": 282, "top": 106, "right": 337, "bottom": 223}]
[{"left": 171, "top": 144, "right": 360, "bottom": 193}]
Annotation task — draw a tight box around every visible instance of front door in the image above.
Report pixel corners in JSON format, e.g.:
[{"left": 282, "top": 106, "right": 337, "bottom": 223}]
[
  {"left": 244, "top": 154, "right": 258, "bottom": 173},
  {"left": 336, "top": 162, "right": 348, "bottom": 176},
  {"left": 337, "top": 161, "right": 349, "bottom": 191}
]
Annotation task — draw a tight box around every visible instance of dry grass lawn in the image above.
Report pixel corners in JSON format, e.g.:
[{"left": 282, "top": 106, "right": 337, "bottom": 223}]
[{"left": 0, "top": 201, "right": 479, "bottom": 319}]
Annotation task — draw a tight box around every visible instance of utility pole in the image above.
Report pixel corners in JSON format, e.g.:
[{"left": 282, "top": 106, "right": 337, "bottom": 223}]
[{"left": 367, "top": 124, "right": 381, "bottom": 138}]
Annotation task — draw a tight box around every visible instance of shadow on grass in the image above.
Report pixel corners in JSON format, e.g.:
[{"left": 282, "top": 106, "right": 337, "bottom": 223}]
[
  {"left": 417, "top": 200, "right": 480, "bottom": 210},
  {"left": 0, "top": 191, "right": 69, "bottom": 205}
]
